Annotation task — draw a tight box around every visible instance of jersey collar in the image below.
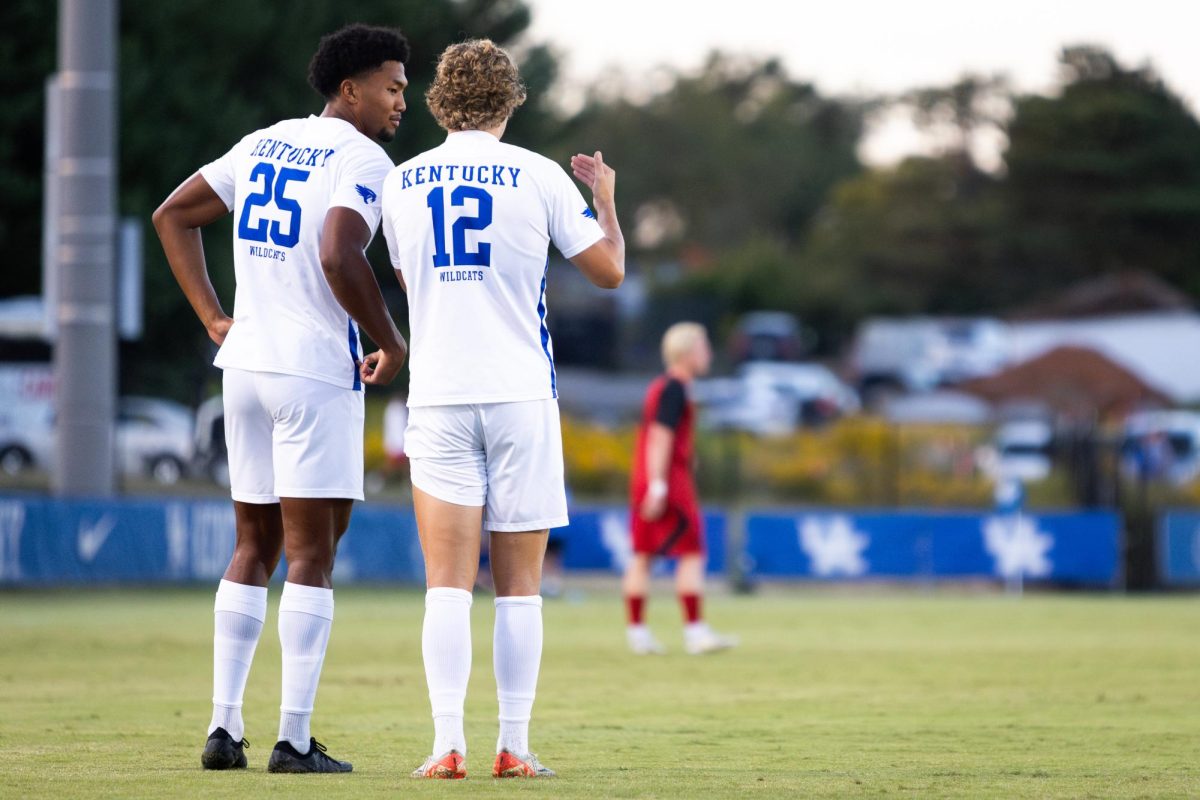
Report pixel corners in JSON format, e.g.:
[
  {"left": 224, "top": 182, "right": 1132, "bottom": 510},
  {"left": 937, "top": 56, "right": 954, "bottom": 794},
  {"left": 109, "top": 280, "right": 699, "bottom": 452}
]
[
  {"left": 311, "top": 114, "right": 359, "bottom": 134},
  {"left": 445, "top": 130, "right": 500, "bottom": 144}
]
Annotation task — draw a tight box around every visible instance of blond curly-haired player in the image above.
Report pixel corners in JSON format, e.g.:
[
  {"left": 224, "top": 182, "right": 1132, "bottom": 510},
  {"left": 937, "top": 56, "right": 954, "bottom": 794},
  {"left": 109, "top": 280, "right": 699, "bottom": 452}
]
[{"left": 381, "top": 39, "right": 625, "bottom": 779}]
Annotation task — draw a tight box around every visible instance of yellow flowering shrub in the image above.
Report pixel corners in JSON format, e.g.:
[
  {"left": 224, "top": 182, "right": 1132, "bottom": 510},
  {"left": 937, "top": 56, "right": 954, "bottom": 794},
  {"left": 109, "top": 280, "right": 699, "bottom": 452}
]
[
  {"left": 560, "top": 413, "right": 1065, "bottom": 507},
  {"left": 367, "top": 397, "right": 1074, "bottom": 507},
  {"left": 560, "top": 414, "right": 636, "bottom": 496}
]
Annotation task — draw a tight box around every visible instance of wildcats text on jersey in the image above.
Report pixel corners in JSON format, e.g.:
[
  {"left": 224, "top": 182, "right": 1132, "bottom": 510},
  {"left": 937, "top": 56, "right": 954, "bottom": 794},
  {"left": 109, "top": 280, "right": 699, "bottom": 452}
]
[
  {"left": 248, "top": 138, "right": 337, "bottom": 168},
  {"left": 398, "top": 164, "right": 521, "bottom": 190},
  {"left": 248, "top": 245, "right": 287, "bottom": 262},
  {"left": 440, "top": 269, "right": 485, "bottom": 283}
]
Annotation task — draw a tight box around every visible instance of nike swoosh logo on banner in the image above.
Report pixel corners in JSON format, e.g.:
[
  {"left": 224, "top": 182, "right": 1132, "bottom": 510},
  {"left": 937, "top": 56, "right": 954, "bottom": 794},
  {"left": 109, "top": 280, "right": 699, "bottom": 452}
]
[{"left": 78, "top": 514, "right": 117, "bottom": 563}]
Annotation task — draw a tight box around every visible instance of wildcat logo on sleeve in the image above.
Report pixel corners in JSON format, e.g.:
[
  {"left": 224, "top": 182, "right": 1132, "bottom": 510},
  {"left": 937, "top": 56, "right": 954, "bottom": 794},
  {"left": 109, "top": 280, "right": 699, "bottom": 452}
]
[{"left": 355, "top": 184, "right": 378, "bottom": 204}]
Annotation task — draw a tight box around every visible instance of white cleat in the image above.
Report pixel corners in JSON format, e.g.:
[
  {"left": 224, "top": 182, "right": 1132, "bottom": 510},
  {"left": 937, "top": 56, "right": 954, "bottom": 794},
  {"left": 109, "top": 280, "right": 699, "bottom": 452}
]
[
  {"left": 627, "top": 625, "right": 667, "bottom": 655},
  {"left": 684, "top": 626, "right": 739, "bottom": 655}
]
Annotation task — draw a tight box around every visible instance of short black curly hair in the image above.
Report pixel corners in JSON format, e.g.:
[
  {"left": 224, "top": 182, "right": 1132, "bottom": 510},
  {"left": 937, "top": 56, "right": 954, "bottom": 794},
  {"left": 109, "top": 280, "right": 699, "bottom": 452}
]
[{"left": 308, "top": 24, "right": 410, "bottom": 99}]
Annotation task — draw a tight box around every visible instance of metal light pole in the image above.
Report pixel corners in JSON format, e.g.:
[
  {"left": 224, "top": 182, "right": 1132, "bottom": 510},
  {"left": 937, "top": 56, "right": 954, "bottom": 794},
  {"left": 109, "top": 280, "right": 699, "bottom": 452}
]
[{"left": 51, "top": 0, "right": 118, "bottom": 496}]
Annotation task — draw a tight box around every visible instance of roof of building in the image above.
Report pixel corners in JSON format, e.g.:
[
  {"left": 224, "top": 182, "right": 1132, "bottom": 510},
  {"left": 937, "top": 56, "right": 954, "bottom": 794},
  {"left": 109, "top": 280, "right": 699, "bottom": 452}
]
[
  {"left": 958, "top": 345, "right": 1170, "bottom": 421},
  {"left": 1008, "top": 271, "right": 1193, "bottom": 321}
]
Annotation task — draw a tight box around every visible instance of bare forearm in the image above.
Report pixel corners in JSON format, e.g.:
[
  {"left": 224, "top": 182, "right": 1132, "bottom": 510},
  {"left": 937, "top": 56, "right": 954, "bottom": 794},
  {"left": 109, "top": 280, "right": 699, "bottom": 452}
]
[
  {"left": 324, "top": 254, "right": 406, "bottom": 355},
  {"left": 569, "top": 151, "right": 624, "bottom": 288},
  {"left": 644, "top": 425, "right": 674, "bottom": 484},
  {"left": 153, "top": 173, "right": 234, "bottom": 338},
  {"left": 155, "top": 217, "right": 226, "bottom": 329},
  {"left": 594, "top": 197, "right": 626, "bottom": 273}
]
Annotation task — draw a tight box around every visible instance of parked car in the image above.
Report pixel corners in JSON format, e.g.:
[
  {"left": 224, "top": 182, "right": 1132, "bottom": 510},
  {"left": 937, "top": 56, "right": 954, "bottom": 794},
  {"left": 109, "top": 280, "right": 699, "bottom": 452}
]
[
  {"left": 698, "top": 362, "right": 859, "bottom": 434},
  {"left": 193, "top": 394, "right": 230, "bottom": 487},
  {"left": 0, "top": 405, "right": 48, "bottom": 475},
  {"left": 117, "top": 396, "right": 195, "bottom": 484},
  {"left": 979, "top": 420, "right": 1054, "bottom": 483},
  {"left": 729, "top": 311, "right": 809, "bottom": 364},
  {"left": 883, "top": 390, "right": 993, "bottom": 425},
  {"left": 1120, "top": 410, "right": 1200, "bottom": 485},
  {"left": 849, "top": 317, "right": 1010, "bottom": 405},
  {"left": 0, "top": 403, "right": 52, "bottom": 476},
  {"left": 0, "top": 363, "right": 53, "bottom": 476},
  {"left": 696, "top": 375, "right": 795, "bottom": 436},
  {"left": 936, "top": 318, "right": 1012, "bottom": 384},
  {"left": 0, "top": 396, "right": 195, "bottom": 484}
]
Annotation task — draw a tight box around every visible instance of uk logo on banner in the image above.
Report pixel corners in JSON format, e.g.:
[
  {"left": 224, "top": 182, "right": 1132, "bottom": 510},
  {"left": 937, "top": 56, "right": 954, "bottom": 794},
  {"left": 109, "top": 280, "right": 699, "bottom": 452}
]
[
  {"left": 797, "top": 515, "right": 870, "bottom": 577},
  {"left": 983, "top": 514, "right": 1053, "bottom": 579}
]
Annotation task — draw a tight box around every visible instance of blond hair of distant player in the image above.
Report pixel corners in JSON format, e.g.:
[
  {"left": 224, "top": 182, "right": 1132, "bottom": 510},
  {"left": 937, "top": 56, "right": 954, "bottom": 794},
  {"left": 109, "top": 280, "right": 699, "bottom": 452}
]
[
  {"left": 153, "top": 24, "right": 410, "bottom": 775},
  {"left": 380, "top": 39, "right": 624, "bottom": 779},
  {"left": 624, "top": 323, "right": 738, "bottom": 656}
]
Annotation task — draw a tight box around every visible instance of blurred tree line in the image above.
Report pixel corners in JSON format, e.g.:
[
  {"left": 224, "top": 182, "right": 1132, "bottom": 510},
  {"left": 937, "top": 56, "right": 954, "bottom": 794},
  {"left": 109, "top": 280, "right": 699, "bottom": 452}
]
[
  {"left": 1, "top": 0, "right": 557, "bottom": 399},
  {"left": 4, "top": 0, "right": 1200, "bottom": 398},
  {"left": 661, "top": 45, "right": 1200, "bottom": 354}
]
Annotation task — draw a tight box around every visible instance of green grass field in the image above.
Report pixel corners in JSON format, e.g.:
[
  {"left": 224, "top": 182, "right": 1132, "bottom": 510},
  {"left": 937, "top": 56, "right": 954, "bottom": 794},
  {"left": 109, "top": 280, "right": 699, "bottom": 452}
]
[{"left": 2, "top": 587, "right": 1197, "bottom": 798}]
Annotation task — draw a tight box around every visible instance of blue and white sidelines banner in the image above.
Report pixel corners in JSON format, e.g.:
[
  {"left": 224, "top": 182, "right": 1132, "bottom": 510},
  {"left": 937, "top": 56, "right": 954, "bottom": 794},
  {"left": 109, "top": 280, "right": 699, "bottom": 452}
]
[
  {"left": 0, "top": 496, "right": 424, "bottom": 586},
  {"left": 743, "top": 510, "right": 1121, "bottom": 585},
  {"left": 555, "top": 507, "right": 726, "bottom": 574},
  {"left": 0, "top": 495, "right": 721, "bottom": 586},
  {"left": 0, "top": 494, "right": 1117, "bottom": 586},
  {"left": 1158, "top": 511, "right": 1200, "bottom": 586}
]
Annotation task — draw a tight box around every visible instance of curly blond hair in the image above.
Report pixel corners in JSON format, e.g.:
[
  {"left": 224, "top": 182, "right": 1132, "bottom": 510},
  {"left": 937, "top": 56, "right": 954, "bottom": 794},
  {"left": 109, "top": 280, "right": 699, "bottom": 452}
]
[{"left": 426, "top": 39, "right": 527, "bottom": 132}]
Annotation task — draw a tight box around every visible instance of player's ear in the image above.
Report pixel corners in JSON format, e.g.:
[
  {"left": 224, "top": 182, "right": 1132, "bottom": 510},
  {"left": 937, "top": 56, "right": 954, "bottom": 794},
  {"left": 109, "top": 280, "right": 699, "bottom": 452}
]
[{"left": 339, "top": 78, "right": 359, "bottom": 105}]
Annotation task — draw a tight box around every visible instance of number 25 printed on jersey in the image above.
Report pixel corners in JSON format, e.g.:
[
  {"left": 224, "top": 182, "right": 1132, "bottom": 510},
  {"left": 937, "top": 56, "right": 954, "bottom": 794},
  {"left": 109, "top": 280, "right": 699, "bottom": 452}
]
[{"left": 237, "top": 162, "right": 310, "bottom": 248}]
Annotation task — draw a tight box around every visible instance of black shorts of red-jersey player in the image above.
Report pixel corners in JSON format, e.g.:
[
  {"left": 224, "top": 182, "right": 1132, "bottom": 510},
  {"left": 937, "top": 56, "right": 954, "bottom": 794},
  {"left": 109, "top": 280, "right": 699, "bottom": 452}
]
[{"left": 629, "top": 374, "right": 704, "bottom": 557}]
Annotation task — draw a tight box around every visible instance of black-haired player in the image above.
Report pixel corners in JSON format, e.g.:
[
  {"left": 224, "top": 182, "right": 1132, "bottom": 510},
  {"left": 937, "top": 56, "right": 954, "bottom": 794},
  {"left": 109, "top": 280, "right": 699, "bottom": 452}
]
[{"left": 153, "top": 23, "right": 410, "bottom": 774}]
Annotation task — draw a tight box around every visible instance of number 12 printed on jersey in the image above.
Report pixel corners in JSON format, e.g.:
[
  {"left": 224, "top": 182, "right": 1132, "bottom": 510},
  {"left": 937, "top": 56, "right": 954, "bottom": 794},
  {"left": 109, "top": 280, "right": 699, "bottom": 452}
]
[{"left": 426, "top": 186, "right": 493, "bottom": 268}]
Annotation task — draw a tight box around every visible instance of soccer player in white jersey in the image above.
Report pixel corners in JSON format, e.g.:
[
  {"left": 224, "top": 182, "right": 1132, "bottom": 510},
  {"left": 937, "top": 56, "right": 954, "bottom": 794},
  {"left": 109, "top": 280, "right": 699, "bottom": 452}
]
[
  {"left": 152, "top": 24, "right": 410, "bottom": 774},
  {"left": 381, "top": 39, "right": 625, "bottom": 779}
]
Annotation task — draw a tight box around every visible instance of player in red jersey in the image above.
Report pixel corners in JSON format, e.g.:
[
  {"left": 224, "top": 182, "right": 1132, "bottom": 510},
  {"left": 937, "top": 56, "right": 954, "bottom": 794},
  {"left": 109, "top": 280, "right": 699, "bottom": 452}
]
[{"left": 625, "top": 323, "right": 737, "bottom": 655}]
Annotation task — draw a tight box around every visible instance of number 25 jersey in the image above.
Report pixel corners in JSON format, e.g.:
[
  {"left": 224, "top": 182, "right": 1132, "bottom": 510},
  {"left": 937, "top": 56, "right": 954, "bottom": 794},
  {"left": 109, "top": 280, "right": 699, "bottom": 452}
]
[
  {"left": 199, "top": 115, "right": 393, "bottom": 390},
  {"left": 381, "top": 131, "right": 604, "bottom": 408}
]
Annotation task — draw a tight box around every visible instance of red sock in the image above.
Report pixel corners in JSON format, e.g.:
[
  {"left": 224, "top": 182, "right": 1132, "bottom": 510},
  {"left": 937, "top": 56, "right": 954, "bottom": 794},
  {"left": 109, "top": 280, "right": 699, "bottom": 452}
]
[
  {"left": 626, "top": 595, "right": 645, "bottom": 626},
  {"left": 680, "top": 593, "right": 701, "bottom": 624}
]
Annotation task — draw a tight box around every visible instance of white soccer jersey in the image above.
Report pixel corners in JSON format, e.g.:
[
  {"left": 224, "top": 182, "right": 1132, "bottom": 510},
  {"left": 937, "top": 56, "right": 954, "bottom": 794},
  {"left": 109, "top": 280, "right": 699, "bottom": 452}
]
[
  {"left": 381, "top": 131, "right": 604, "bottom": 407},
  {"left": 199, "top": 115, "right": 393, "bottom": 390}
]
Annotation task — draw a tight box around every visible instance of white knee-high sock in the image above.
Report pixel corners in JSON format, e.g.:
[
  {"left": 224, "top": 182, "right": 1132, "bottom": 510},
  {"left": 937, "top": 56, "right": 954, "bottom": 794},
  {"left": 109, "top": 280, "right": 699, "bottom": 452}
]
[
  {"left": 493, "top": 595, "right": 543, "bottom": 755},
  {"left": 209, "top": 579, "right": 268, "bottom": 740},
  {"left": 277, "top": 581, "right": 334, "bottom": 752},
  {"left": 422, "top": 587, "right": 473, "bottom": 756}
]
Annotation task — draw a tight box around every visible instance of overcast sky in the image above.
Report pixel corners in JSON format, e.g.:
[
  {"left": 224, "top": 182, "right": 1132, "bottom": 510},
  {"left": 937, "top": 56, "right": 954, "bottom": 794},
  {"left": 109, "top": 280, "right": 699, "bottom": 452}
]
[{"left": 523, "top": 0, "right": 1200, "bottom": 167}]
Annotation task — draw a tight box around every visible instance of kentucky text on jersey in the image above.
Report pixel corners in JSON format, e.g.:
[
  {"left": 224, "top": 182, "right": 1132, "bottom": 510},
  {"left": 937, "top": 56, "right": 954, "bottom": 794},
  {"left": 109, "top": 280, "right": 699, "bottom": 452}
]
[
  {"left": 398, "top": 164, "right": 521, "bottom": 190},
  {"left": 248, "top": 138, "right": 337, "bottom": 168}
]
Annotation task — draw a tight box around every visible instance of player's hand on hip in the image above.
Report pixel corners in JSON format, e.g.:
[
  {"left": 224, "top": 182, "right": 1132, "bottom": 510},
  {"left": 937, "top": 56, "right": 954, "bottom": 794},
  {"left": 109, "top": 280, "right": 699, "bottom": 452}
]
[
  {"left": 206, "top": 315, "right": 233, "bottom": 346},
  {"left": 571, "top": 151, "right": 616, "bottom": 206},
  {"left": 360, "top": 347, "right": 405, "bottom": 386},
  {"left": 639, "top": 492, "right": 667, "bottom": 522}
]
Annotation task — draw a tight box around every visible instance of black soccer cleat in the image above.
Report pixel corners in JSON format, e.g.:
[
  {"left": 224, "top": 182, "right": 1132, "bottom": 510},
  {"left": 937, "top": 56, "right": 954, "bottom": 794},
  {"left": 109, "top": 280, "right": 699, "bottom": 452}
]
[
  {"left": 201, "top": 727, "right": 249, "bottom": 770},
  {"left": 267, "top": 738, "right": 352, "bottom": 773}
]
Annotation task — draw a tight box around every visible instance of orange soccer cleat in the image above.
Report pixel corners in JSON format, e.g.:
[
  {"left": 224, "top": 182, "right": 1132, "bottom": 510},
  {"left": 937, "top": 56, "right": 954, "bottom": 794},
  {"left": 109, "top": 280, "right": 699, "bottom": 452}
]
[
  {"left": 492, "top": 749, "right": 556, "bottom": 778},
  {"left": 410, "top": 750, "right": 466, "bottom": 779}
]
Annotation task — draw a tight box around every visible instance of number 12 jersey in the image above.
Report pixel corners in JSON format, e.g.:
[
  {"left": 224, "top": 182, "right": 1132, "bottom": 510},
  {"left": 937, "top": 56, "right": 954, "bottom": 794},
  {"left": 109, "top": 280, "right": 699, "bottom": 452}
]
[
  {"left": 381, "top": 130, "right": 604, "bottom": 408},
  {"left": 199, "top": 115, "right": 393, "bottom": 390}
]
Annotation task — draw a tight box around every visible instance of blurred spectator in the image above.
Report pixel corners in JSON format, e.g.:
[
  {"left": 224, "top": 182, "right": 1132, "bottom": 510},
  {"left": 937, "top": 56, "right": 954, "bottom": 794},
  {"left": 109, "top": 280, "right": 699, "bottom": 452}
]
[{"left": 1128, "top": 430, "right": 1174, "bottom": 482}]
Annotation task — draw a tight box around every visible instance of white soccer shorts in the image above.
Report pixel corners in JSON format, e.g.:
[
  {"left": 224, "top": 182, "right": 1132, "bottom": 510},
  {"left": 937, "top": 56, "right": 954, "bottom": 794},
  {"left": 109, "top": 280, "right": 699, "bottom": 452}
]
[
  {"left": 405, "top": 399, "right": 569, "bottom": 532},
  {"left": 222, "top": 367, "right": 365, "bottom": 503}
]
